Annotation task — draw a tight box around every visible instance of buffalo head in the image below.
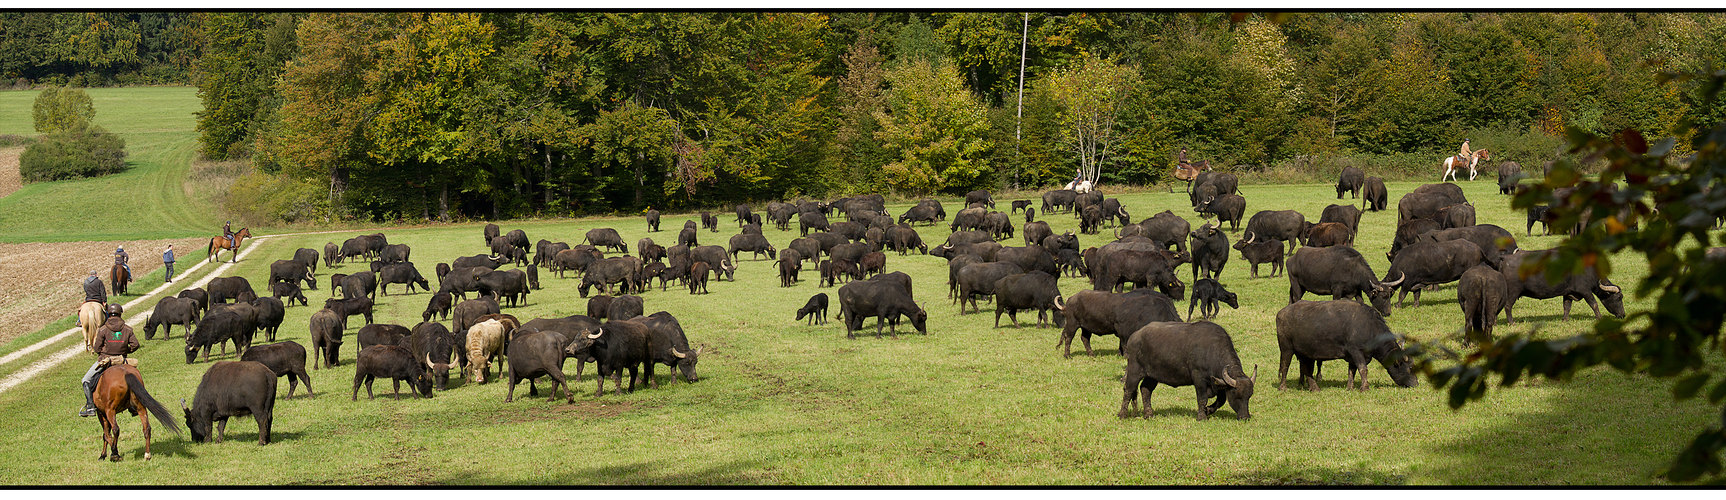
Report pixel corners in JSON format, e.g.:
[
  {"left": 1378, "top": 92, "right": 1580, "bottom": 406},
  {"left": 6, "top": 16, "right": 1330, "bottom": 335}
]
[{"left": 1209, "top": 365, "right": 1256, "bottom": 420}]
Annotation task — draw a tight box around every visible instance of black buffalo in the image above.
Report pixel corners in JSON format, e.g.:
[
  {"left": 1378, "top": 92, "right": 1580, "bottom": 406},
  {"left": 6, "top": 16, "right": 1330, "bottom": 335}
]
[
  {"left": 309, "top": 308, "right": 344, "bottom": 369},
  {"left": 270, "top": 281, "right": 307, "bottom": 307},
  {"left": 965, "top": 189, "right": 995, "bottom": 209},
  {"left": 1304, "top": 222, "right": 1353, "bottom": 248},
  {"left": 1118, "top": 321, "right": 1256, "bottom": 421},
  {"left": 339, "top": 271, "right": 376, "bottom": 300},
  {"left": 691, "top": 245, "right": 737, "bottom": 281},
  {"left": 992, "top": 271, "right": 1064, "bottom": 328},
  {"left": 1023, "top": 221, "right": 1053, "bottom": 248},
  {"left": 183, "top": 361, "right": 276, "bottom": 445},
  {"left": 799, "top": 211, "right": 830, "bottom": 236},
  {"left": 477, "top": 269, "right": 531, "bottom": 307},
  {"left": 322, "top": 242, "right": 340, "bottom": 268},
  {"left": 579, "top": 257, "right": 641, "bottom": 298},
  {"left": 797, "top": 293, "right": 828, "bottom": 325},
  {"left": 1362, "top": 177, "right": 1388, "bottom": 212},
  {"left": 1419, "top": 224, "right": 1518, "bottom": 259},
  {"left": 378, "top": 263, "right": 430, "bottom": 295},
  {"left": 451, "top": 254, "right": 506, "bottom": 271},
  {"left": 777, "top": 250, "right": 802, "bottom": 287},
  {"left": 1057, "top": 289, "right": 1180, "bottom": 357},
  {"left": 898, "top": 204, "right": 939, "bottom": 226},
  {"left": 607, "top": 294, "right": 645, "bottom": 321},
  {"left": 993, "top": 246, "right": 1058, "bottom": 276},
  {"left": 207, "top": 276, "right": 257, "bottom": 304},
  {"left": 1275, "top": 300, "right": 1417, "bottom": 392},
  {"left": 240, "top": 341, "right": 313, "bottom": 398},
  {"left": 324, "top": 295, "right": 375, "bottom": 326},
  {"left": 379, "top": 244, "right": 411, "bottom": 265},
  {"left": 1458, "top": 264, "right": 1509, "bottom": 344},
  {"left": 955, "top": 261, "right": 1024, "bottom": 313},
  {"left": 269, "top": 259, "right": 316, "bottom": 290},
  {"left": 1437, "top": 203, "right": 1477, "bottom": 229},
  {"left": 358, "top": 323, "right": 411, "bottom": 350},
  {"left": 1189, "top": 223, "right": 1229, "bottom": 281},
  {"left": 1286, "top": 246, "right": 1397, "bottom": 315},
  {"left": 631, "top": 312, "right": 700, "bottom": 386},
  {"left": 688, "top": 261, "right": 711, "bottom": 294},
  {"left": 728, "top": 233, "right": 778, "bottom": 261},
  {"left": 1245, "top": 210, "right": 1310, "bottom": 255},
  {"left": 422, "top": 292, "right": 454, "bottom": 323},
  {"left": 185, "top": 309, "right": 253, "bottom": 364},
  {"left": 1336, "top": 166, "right": 1365, "bottom": 199},
  {"left": 646, "top": 209, "right": 661, "bottom": 232},
  {"left": 484, "top": 224, "right": 500, "bottom": 245},
  {"left": 1319, "top": 204, "right": 1362, "bottom": 234},
  {"left": 563, "top": 320, "right": 653, "bottom": 396},
  {"left": 637, "top": 238, "right": 665, "bottom": 263},
  {"left": 1499, "top": 250, "right": 1626, "bottom": 324},
  {"left": 550, "top": 247, "right": 604, "bottom": 278},
  {"left": 1042, "top": 189, "right": 1078, "bottom": 214},
  {"left": 504, "top": 330, "right": 575, "bottom": 403},
  {"left": 177, "top": 287, "right": 210, "bottom": 315},
  {"left": 584, "top": 228, "right": 628, "bottom": 254},
  {"left": 837, "top": 275, "right": 928, "bottom": 339},
  {"left": 1138, "top": 210, "right": 1191, "bottom": 253},
  {"left": 1497, "top": 161, "right": 1525, "bottom": 195},
  {"left": 252, "top": 297, "right": 284, "bottom": 342},
  {"left": 351, "top": 345, "right": 434, "bottom": 400},
  {"left": 1388, "top": 218, "right": 1444, "bottom": 261},
  {"left": 1380, "top": 238, "right": 1497, "bottom": 308},
  {"left": 144, "top": 296, "right": 199, "bottom": 340},
  {"left": 1188, "top": 278, "right": 1238, "bottom": 321},
  {"left": 1194, "top": 194, "right": 1246, "bottom": 231},
  {"left": 702, "top": 211, "right": 719, "bottom": 232},
  {"left": 949, "top": 207, "right": 988, "bottom": 233}
]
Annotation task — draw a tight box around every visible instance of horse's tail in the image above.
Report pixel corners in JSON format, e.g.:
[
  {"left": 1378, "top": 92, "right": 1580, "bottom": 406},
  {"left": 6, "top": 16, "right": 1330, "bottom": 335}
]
[
  {"left": 208, "top": 237, "right": 217, "bottom": 262},
  {"left": 125, "top": 372, "right": 182, "bottom": 436}
]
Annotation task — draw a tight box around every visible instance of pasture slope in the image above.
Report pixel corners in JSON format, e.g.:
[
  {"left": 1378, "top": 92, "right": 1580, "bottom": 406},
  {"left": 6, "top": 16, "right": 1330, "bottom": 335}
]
[
  {"left": 0, "top": 177, "right": 1713, "bottom": 485},
  {"left": 0, "top": 87, "right": 216, "bottom": 243}
]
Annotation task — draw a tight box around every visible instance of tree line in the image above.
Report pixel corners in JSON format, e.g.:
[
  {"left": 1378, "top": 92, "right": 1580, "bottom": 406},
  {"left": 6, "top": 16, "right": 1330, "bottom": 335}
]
[{"left": 9, "top": 12, "right": 1726, "bottom": 222}]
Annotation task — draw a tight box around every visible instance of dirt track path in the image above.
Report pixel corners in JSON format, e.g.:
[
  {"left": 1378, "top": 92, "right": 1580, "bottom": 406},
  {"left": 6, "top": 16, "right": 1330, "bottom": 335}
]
[{"left": 0, "top": 146, "right": 21, "bottom": 199}]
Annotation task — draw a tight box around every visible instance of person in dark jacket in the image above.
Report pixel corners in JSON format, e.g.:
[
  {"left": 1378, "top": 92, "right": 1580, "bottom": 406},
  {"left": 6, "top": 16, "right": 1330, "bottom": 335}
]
[
  {"left": 224, "top": 221, "right": 235, "bottom": 248},
  {"left": 115, "top": 245, "right": 130, "bottom": 278},
  {"left": 163, "top": 244, "right": 176, "bottom": 282},
  {"left": 79, "top": 303, "right": 139, "bottom": 417},
  {"left": 82, "top": 270, "right": 105, "bottom": 305}
]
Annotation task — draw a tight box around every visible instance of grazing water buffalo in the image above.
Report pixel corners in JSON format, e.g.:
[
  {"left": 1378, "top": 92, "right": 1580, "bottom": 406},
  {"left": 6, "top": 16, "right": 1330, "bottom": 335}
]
[
  {"left": 1194, "top": 194, "right": 1246, "bottom": 231},
  {"left": 1437, "top": 203, "right": 1477, "bottom": 229},
  {"left": 1245, "top": 210, "right": 1310, "bottom": 255},
  {"left": 992, "top": 271, "right": 1065, "bottom": 328},
  {"left": 688, "top": 261, "right": 711, "bottom": 294},
  {"left": 956, "top": 262, "right": 1024, "bottom": 313},
  {"left": 324, "top": 294, "right": 375, "bottom": 325},
  {"left": 378, "top": 263, "right": 429, "bottom": 296},
  {"left": 1092, "top": 249, "right": 1185, "bottom": 299},
  {"left": 357, "top": 323, "right": 411, "bottom": 351},
  {"left": 550, "top": 247, "right": 604, "bottom": 278},
  {"left": 646, "top": 209, "right": 661, "bottom": 232},
  {"left": 183, "top": 361, "right": 276, "bottom": 445},
  {"left": 859, "top": 251, "right": 887, "bottom": 277},
  {"left": 1119, "top": 321, "right": 1256, "bottom": 421},
  {"left": 1458, "top": 264, "right": 1509, "bottom": 344},
  {"left": 1024, "top": 221, "right": 1053, "bottom": 249},
  {"left": 339, "top": 271, "right": 377, "bottom": 300},
  {"left": 1057, "top": 289, "right": 1180, "bottom": 357},
  {"left": 899, "top": 204, "right": 940, "bottom": 226},
  {"left": 1497, "top": 162, "right": 1525, "bottom": 195},
  {"left": 630, "top": 312, "right": 699, "bottom": 386},
  {"left": 1188, "top": 278, "right": 1238, "bottom": 321},
  {"left": 270, "top": 281, "right": 307, "bottom": 307},
  {"left": 1042, "top": 189, "right": 1078, "bottom": 214},
  {"left": 1303, "top": 222, "right": 1354, "bottom": 248},
  {"left": 863, "top": 227, "right": 887, "bottom": 252},
  {"left": 1189, "top": 223, "right": 1229, "bottom": 282},
  {"left": 517, "top": 314, "right": 601, "bottom": 382},
  {"left": 950, "top": 207, "right": 988, "bottom": 233},
  {"left": 504, "top": 331, "right": 575, "bottom": 403},
  {"left": 477, "top": 269, "right": 531, "bottom": 307},
  {"left": 1419, "top": 224, "right": 1518, "bottom": 259},
  {"left": 379, "top": 244, "right": 411, "bottom": 265},
  {"left": 252, "top": 297, "right": 284, "bottom": 342},
  {"left": 984, "top": 212, "right": 1015, "bottom": 240},
  {"left": 797, "top": 293, "right": 828, "bottom": 325},
  {"left": 729, "top": 233, "right": 778, "bottom": 261},
  {"left": 829, "top": 221, "right": 866, "bottom": 242},
  {"left": 789, "top": 237, "right": 822, "bottom": 263},
  {"left": 145, "top": 296, "right": 200, "bottom": 340},
  {"left": 1319, "top": 204, "right": 1362, "bottom": 234},
  {"left": 422, "top": 292, "right": 454, "bottom": 323},
  {"left": 837, "top": 276, "right": 927, "bottom": 339},
  {"left": 1362, "top": 177, "right": 1388, "bottom": 211},
  {"left": 965, "top": 189, "right": 995, "bottom": 209},
  {"left": 994, "top": 245, "right": 1058, "bottom": 277},
  {"left": 241, "top": 341, "right": 313, "bottom": 398},
  {"left": 777, "top": 249, "right": 803, "bottom": 287},
  {"left": 637, "top": 238, "right": 665, "bottom": 264},
  {"left": 270, "top": 260, "right": 316, "bottom": 291},
  {"left": 586, "top": 296, "right": 615, "bottom": 320},
  {"left": 1336, "top": 166, "right": 1365, "bottom": 199},
  {"left": 678, "top": 225, "right": 701, "bottom": 248},
  {"left": 352, "top": 345, "right": 434, "bottom": 400},
  {"left": 1138, "top": 210, "right": 1192, "bottom": 254},
  {"left": 1380, "top": 239, "right": 1498, "bottom": 308},
  {"left": 579, "top": 257, "right": 642, "bottom": 298},
  {"left": 1275, "top": 300, "right": 1417, "bottom": 392},
  {"left": 563, "top": 320, "right": 653, "bottom": 396},
  {"left": 799, "top": 211, "right": 831, "bottom": 236},
  {"left": 309, "top": 308, "right": 344, "bottom": 369},
  {"left": 1527, "top": 205, "right": 1552, "bottom": 235},
  {"left": 1286, "top": 246, "right": 1398, "bottom": 315},
  {"left": 452, "top": 254, "right": 506, "bottom": 271},
  {"left": 1398, "top": 191, "right": 1464, "bottom": 224},
  {"left": 538, "top": 241, "right": 572, "bottom": 268},
  {"left": 408, "top": 321, "right": 458, "bottom": 391},
  {"left": 1388, "top": 218, "right": 1443, "bottom": 261},
  {"left": 1499, "top": 250, "right": 1626, "bottom": 324},
  {"left": 584, "top": 228, "right": 628, "bottom": 254},
  {"left": 484, "top": 224, "right": 500, "bottom": 245},
  {"left": 691, "top": 245, "right": 737, "bottom": 281},
  {"left": 1011, "top": 199, "right": 1033, "bottom": 214},
  {"left": 184, "top": 310, "right": 252, "bottom": 364},
  {"left": 207, "top": 276, "right": 257, "bottom": 305},
  {"left": 607, "top": 295, "right": 645, "bottom": 321},
  {"left": 323, "top": 242, "right": 340, "bottom": 269}
]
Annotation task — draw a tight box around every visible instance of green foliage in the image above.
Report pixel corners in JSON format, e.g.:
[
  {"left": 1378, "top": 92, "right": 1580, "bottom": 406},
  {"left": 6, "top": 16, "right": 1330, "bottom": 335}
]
[
  {"left": 1420, "top": 69, "right": 1726, "bottom": 482},
  {"left": 194, "top": 13, "right": 298, "bottom": 160},
  {"left": 221, "top": 167, "right": 326, "bottom": 224},
  {"left": 18, "top": 125, "right": 126, "bottom": 181},
  {"left": 1046, "top": 54, "right": 1140, "bottom": 184},
  {"left": 875, "top": 57, "right": 994, "bottom": 195},
  {"left": 31, "top": 86, "right": 94, "bottom": 134}
]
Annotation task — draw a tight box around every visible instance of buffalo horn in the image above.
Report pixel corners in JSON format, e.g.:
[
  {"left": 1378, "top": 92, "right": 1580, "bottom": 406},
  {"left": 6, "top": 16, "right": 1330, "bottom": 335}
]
[
  {"left": 424, "top": 352, "right": 434, "bottom": 369},
  {"left": 1054, "top": 295, "right": 1066, "bottom": 311},
  {"left": 1243, "top": 231, "right": 1255, "bottom": 244},
  {"left": 1381, "top": 272, "right": 1406, "bottom": 287},
  {"left": 180, "top": 398, "right": 187, "bottom": 411},
  {"left": 1599, "top": 283, "right": 1621, "bottom": 293},
  {"left": 671, "top": 348, "right": 687, "bottom": 359},
  {"left": 1220, "top": 368, "right": 1242, "bottom": 388},
  {"left": 587, "top": 328, "right": 603, "bottom": 339}
]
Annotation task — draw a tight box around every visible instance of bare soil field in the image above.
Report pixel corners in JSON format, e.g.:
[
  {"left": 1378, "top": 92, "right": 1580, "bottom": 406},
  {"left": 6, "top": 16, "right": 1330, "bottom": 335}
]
[
  {"left": 0, "top": 236, "right": 204, "bottom": 344},
  {"left": 0, "top": 146, "right": 20, "bottom": 198}
]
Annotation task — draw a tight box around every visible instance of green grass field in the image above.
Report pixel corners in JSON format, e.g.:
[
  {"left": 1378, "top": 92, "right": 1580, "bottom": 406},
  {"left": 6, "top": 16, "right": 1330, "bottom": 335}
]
[
  {"left": 0, "top": 87, "right": 216, "bottom": 243},
  {"left": 0, "top": 178, "right": 1712, "bottom": 485}
]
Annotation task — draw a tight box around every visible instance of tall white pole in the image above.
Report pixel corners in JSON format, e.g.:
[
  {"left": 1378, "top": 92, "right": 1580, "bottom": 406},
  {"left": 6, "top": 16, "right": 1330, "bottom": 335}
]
[{"left": 1015, "top": 12, "right": 1029, "bottom": 188}]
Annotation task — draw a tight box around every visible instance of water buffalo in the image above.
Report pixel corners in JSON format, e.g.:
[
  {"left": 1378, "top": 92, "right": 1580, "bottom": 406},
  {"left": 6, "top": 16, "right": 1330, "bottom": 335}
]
[
  {"left": 1275, "top": 300, "right": 1417, "bottom": 392},
  {"left": 184, "top": 309, "right": 253, "bottom": 364},
  {"left": 270, "top": 260, "right": 316, "bottom": 291},
  {"left": 777, "top": 249, "right": 803, "bottom": 287},
  {"left": 1499, "top": 250, "right": 1626, "bottom": 324},
  {"left": 207, "top": 276, "right": 257, "bottom": 305},
  {"left": 562, "top": 320, "right": 653, "bottom": 396},
  {"left": 1497, "top": 161, "right": 1524, "bottom": 195},
  {"left": 1458, "top": 264, "right": 1508, "bottom": 344},
  {"left": 409, "top": 321, "right": 458, "bottom": 391},
  {"left": 145, "top": 296, "right": 200, "bottom": 340},
  {"left": 378, "top": 263, "right": 430, "bottom": 296},
  {"left": 537, "top": 241, "right": 572, "bottom": 268},
  {"left": 240, "top": 341, "right": 313, "bottom": 398},
  {"left": 1188, "top": 278, "right": 1238, "bottom": 321},
  {"left": 799, "top": 211, "right": 830, "bottom": 236},
  {"left": 1286, "top": 246, "right": 1398, "bottom": 315},
  {"left": 950, "top": 207, "right": 988, "bottom": 233},
  {"left": 797, "top": 293, "right": 828, "bottom": 325},
  {"left": 1527, "top": 205, "right": 1552, "bottom": 235},
  {"left": 504, "top": 330, "right": 575, "bottom": 403},
  {"left": 1119, "top": 321, "right": 1256, "bottom": 421},
  {"left": 1042, "top": 189, "right": 1078, "bottom": 214},
  {"left": 1362, "top": 177, "right": 1388, "bottom": 212},
  {"left": 965, "top": 189, "right": 994, "bottom": 209},
  {"left": 607, "top": 295, "right": 644, "bottom": 321},
  {"left": 1245, "top": 210, "right": 1311, "bottom": 255},
  {"left": 309, "top": 308, "right": 344, "bottom": 369},
  {"left": 379, "top": 244, "right": 411, "bottom": 265},
  {"left": 955, "top": 261, "right": 1024, "bottom": 313},
  {"left": 584, "top": 228, "right": 628, "bottom": 254},
  {"left": 550, "top": 247, "right": 604, "bottom": 278},
  {"left": 984, "top": 211, "right": 1015, "bottom": 240},
  {"left": 829, "top": 221, "right": 866, "bottom": 242},
  {"left": 1437, "top": 203, "right": 1477, "bottom": 229},
  {"left": 270, "top": 281, "right": 307, "bottom": 307},
  {"left": 1092, "top": 249, "right": 1185, "bottom": 299},
  {"left": 728, "top": 233, "right": 778, "bottom": 261},
  {"left": 992, "top": 271, "right": 1064, "bottom": 328},
  {"left": 484, "top": 224, "right": 500, "bottom": 246},
  {"left": 1057, "top": 289, "right": 1180, "bottom": 357},
  {"left": 1318, "top": 204, "right": 1362, "bottom": 234},
  {"left": 1139, "top": 210, "right": 1192, "bottom": 253},
  {"left": 452, "top": 254, "right": 506, "bottom": 271},
  {"left": 1336, "top": 166, "right": 1365, "bottom": 199},
  {"left": 887, "top": 225, "right": 927, "bottom": 255},
  {"left": 691, "top": 245, "right": 736, "bottom": 281},
  {"left": 637, "top": 238, "right": 665, "bottom": 264},
  {"left": 252, "top": 297, "right": 284, "bottom": 342},
  {"left": 1398, "top": 191, "right": 1462, "bottom": 224},
  {"left": 477, "top": 269, "right": 531, "bottom": 307},
  {"left": 646, "top": 209, "right": 661, "bottom": 232},
  {"left": 579, "top": 257, "right": 642, "bottom": 298},
  {"left": 688, "top": 261, "right": 711, "bottom": 294},
  {"left": 701, "top": 211, "right": 719, "bottom": 232},
  {"left": 631, "top": 312, "right": 699, "bottom": 386},
  {"left": 837, "top": 276, "right": 927, "bottom": 339},
  {"left": 357, "top": 323, "right": 411, "bottom": 351},
  {"left": 1381, "top": 238, "right": 1498, "bottom": 308},
  {"left": 352, "top": 345, "right": 434, "bottom": 400},
  {"left": 323, "top": 242, "right": 340, "bottom": 268},
  {"left": 898, "top": 204, "right": 940, "bottom": 226},
  {"left": 1023, "top": 221, "right": 1053, "bottom": 248},
  {"left": 1304, "top": 222, "right": 1354, "bottom": 248},
  {"left": 339, "top": 271, "right": 376, "bottom": 300},
  {"left": 1389, "top": 218, "right": 1444, "bottom": 262},
  {"left": 183, "top": 361, "right": 276, "bottom": 445},
  {"left": 516, "top": 314, "right": 602, "bottom": 382},
  {"left": 1418, "top": 224, "right": 1518, "bottom": 259},
  {"left": 1194, "top": 194, "right": 1246, "bottom": 231},
  {"left": 1189, "top": 223, "right": 1229, "bottom": 281}
]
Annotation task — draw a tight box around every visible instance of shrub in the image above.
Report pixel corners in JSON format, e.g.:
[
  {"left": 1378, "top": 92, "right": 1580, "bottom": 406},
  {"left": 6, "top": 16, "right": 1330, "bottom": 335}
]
[
  {"left": 18, "top": 126, "right": 128, "bottom": 182},
  {"left": 222, "top": 169, "right": 328, "bottom": 224}
]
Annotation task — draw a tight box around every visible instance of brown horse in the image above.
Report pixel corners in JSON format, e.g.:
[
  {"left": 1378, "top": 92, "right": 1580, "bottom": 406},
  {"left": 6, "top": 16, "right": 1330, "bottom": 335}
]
[
  {"left": 92, "top": 364, "right": 181, "bottom": 461},
  {"left": 110, "top": 263, "right": 131, "bottom": 296},
  {"left": 208, "top": 227, "right": 252, "bottom": 263},
  {"left": 1175, "top": 159, "right": 1212, "bottom": 182}
]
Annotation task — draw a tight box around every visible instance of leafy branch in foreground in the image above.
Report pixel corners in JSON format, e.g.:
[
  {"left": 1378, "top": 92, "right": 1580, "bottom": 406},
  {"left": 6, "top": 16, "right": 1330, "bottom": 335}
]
[{"left": 1413, "top": 68, "right": 1726, "bottom": 483}]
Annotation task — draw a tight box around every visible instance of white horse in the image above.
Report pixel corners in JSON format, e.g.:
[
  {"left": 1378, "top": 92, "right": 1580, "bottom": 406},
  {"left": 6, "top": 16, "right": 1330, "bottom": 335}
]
[
  {"left": 1064, "top": 179, "right": 1094, "bottom": 194},
  {"left": 1441, "top": 149, "right": 1491, "bottom": 182}
]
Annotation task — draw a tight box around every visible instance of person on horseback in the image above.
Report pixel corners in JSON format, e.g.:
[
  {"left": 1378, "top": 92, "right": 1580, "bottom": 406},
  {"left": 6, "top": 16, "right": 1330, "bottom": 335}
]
[
  {"left": 1459, "top": 138, "right": 1473, "bottom": 162},
  {"left": 114, "top": 245, "right": 130, "bottom": 279},
  {"left": 223, "top": 220, "right": 235, "bottom": 249},
  {"left": 81, "top": 270, "right": 106, "bottom": 307},
  {"left": 1177, "top": 147, "right": 1190, "bottom": 166},
  {"left": 79, "top": 303, "right": 137, "bottom": 417}
]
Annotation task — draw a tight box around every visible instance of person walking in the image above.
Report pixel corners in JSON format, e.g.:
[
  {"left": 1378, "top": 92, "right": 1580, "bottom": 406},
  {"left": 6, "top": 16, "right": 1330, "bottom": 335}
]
[{"left": 163, "top": 244, "right": 176, "bottom": 283}]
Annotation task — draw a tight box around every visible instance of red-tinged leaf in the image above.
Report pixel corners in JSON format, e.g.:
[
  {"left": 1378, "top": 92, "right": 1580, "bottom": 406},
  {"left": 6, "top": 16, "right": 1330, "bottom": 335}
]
[{"left": 1616, "top": 128, "right": 1649, "bottom": 154}]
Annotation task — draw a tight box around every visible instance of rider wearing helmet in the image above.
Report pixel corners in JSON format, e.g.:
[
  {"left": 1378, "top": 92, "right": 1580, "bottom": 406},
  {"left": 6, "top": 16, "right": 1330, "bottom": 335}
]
[
  {"left": 224, "top": 220, "right": 235, "bottom": 249},
  {"left": 79, "top": 303, "right": 138, "bottom": 417},
  {"left": 114, "top": 245, "right": 130, "bottom": 279},
  {"left": 81, "top": 269, "right": 105, "bottom": 305}
]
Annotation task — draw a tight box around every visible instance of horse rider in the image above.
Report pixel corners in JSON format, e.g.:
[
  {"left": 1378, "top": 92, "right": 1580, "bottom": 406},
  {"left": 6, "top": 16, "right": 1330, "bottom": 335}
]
[
  {"left": 1177, "top": 147, "right": 1189, "bottom": 166},
  {"left": 1458, "top": 138, "right": 1474, "bottom": 166},
  {"left": 79, "top": 303, "right": 138, "bottom": 417},
  {"left": 223, "top": 220, "right": 235, "bottom": 249},
  {"left": 80, "top": 269, "right": 106, "bottom": 313},
  {"left": 114, "top": 245, "right": 130, "bottom": 279}
]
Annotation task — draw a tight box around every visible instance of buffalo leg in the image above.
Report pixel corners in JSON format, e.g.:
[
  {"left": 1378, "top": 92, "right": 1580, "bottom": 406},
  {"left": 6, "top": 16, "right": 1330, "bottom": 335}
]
[
  {"left": 257, "top": 410, "right": 271, "bottom": 445},
  {"left": 594, "top": 368, "right": 606, "bottom": 397},
  {"left": 1562, "top": 297, "right": 1573, "bottom": 320},
  {"left": 1080, "top": 332, "right": 1094, "bottom": 356},
  {"left": 506, "top": 376, "right": 518, "bottom": 402},
  {"left": 350, "top": 374, "right": 363, "bottom": 401},
  {"left": 216, "top": 418, "right": 228, "bottom": 443},
  {"left": 1412, "top": 287, "right": 1424, "bottom": 307},
  {"left": 613, "top": 370, "right": 625, "bottom": 396},
  {"left": 365, "top": 377, "right": 376, "bottom": 400},
  {"left": 1301, "top": 357, "right": 1319, "bottom": 391},
  {"left": 1582, "top": 294, "right": 1602, "bottom": 319},
  {"left": 1192, "top": 374, "right": 1213, "bottom": 421},
  {"left": 1277, "top": 349, "right": 1293, "bottom": 391}
]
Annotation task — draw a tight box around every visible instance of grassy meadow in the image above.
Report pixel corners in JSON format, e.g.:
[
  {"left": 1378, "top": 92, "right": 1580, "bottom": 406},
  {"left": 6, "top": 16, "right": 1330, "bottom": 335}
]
[
  {"left": 0, "top": 87, "right": 216, "bottom": 243},
  {"left": 0, "top": 178, "right": 1714, "bottom": 485}
]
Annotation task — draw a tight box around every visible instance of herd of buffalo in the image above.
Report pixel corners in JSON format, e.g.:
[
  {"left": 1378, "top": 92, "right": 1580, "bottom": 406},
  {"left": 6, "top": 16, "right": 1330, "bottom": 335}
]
[{"left": 144, "top": 162, "right": 1638, "bottom": 445}]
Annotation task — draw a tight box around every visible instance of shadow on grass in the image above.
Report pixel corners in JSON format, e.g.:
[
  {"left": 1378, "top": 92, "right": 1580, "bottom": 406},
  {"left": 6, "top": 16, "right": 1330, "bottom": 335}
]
[
  {"left": 444, "top": 457, "right": 776, "bottom": 485},
  {"left": 1225, "top": 463, "right": 1410, "bottom": 485}
]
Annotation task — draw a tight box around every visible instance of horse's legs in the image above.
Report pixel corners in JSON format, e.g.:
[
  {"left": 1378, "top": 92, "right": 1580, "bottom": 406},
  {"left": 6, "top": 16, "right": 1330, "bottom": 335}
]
[
  {"left": 96, "top": 410, "right": 112, "bottom": 460},
  {"left": 139, "top": 397, "right": 153, "bottom": 460}
]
